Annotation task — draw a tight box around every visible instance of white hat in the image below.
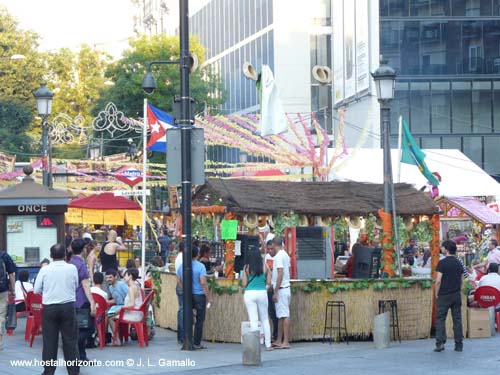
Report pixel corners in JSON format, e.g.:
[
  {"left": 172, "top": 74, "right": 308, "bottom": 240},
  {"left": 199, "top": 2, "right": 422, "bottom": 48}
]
[{"left": 82, "top": 233, "right": 93, "bottom": 240}]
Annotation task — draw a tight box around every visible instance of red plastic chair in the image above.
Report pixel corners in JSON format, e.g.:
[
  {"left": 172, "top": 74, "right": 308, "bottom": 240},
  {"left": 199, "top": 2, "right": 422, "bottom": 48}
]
[
  {"left": 24, "top": 291, "right": 35, "bottom": 341},
  {"left": 113, "top": 291, "right": 154, "bottom": 347},
  {"left": 474, "top": 286, "right": 500, "bottom": 333},
  {"left": 92, "top": 293, "right": 109, "bottom": 349},
  {"left": 27, "top": 292, "right": 43, "bottom": 347}
]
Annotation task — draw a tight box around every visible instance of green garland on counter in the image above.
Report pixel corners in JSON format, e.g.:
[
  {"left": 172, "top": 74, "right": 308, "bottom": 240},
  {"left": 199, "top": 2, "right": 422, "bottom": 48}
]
[
  {"left": 206, "top": 277, "right": 432, "bottom": 295},
  {"left": 149, "top": 267, "right": 162, "bottom": 308}
]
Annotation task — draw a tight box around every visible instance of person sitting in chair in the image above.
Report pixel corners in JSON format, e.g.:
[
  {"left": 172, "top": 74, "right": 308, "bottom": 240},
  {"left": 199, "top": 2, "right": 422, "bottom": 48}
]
[{"left": 478, "top": 263, "right": 500, "bottom": 292}]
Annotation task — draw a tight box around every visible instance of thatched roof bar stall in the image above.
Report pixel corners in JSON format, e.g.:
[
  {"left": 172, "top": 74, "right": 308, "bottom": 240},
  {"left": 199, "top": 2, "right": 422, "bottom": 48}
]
[{"left": 194, "top": 179, "right": 439, "bottom": 216}]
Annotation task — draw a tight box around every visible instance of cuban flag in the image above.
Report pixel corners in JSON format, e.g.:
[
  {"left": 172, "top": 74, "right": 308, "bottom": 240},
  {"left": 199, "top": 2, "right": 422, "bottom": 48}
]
[{"left": 147, "top": 103, "right": 176, "bottom": 152}]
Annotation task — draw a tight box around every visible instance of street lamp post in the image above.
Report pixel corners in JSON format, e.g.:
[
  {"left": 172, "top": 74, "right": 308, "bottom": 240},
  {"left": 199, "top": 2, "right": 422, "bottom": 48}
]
[
  {"left": 141, "top": 0, "right": 195, "bottom": 351},
  {"left": 33, "top": 83, "right": 54, "bottom": 187},
  {"left": 371, "top": 59, "right": 401, "bottom": 276}
]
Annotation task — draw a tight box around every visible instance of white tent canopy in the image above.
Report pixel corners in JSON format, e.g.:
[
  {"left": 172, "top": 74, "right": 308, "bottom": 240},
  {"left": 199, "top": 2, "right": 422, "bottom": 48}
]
[{"left": 329, "top": 149, "right": 500, "bottom": 198}]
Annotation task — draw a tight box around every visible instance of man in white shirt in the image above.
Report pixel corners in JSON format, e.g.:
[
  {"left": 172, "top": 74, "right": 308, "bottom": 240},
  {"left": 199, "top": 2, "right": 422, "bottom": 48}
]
[
  {"left": 474, "top": 239, "right": 500, "bottom": 273},
  {"left": 478, "top": 263, "right": 500, "bottom": 292},
  {"left": 34, "top": 243, "right": 79, "bottom": 375},
  {"left": 90, "top": 272, "right": 108, "bottom": 300},
  {"left": 271, "top": 236, "right": 291, "bottom": 349}
]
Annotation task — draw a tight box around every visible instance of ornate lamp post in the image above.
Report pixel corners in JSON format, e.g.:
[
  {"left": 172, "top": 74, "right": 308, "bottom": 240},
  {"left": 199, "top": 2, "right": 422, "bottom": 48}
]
[
  {"left": 33, "top": 83, "right": 54, "bottom": 187},
  {"left": 371, "top": 59, "right": 401, "bottom": 276}
]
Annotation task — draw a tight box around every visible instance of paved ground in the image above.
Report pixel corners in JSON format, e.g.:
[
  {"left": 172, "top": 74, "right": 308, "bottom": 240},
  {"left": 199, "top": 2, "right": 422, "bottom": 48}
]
[{"left": 2, "top": 317, "right": 500, "bottom": 375}]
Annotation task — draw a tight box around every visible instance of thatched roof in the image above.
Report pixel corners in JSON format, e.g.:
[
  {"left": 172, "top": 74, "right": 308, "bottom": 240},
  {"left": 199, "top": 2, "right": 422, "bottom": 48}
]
[{"left": 194, "top": 179, "right": 439, "bottom": 216}]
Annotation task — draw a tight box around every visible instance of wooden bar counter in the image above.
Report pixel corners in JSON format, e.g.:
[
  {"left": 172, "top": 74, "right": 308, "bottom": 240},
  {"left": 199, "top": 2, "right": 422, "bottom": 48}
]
[{"left": 154, "top": 272, "right": 434, "bottom": 343}]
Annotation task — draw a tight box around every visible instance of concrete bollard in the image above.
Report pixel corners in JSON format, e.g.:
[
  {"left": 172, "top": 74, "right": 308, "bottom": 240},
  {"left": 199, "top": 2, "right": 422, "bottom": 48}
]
[
  {"left": 242, "top": 330, "right": 261, "bottom": 366},
  {"left": 488, "top": 307, "right": 496, "bottom": 336},
  {"left": 374, "top": 312, "right": 390, "bottom": 349}
]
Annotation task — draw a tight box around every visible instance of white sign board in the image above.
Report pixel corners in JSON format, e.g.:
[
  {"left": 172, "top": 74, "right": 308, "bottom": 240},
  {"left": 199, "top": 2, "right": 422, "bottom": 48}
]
[{"left": 113, "top": 189, "right": 150, "bottom": 197}]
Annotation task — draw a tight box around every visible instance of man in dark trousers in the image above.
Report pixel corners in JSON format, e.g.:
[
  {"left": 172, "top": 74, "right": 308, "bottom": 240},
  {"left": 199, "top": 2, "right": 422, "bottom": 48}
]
[
  {"left": 34, "top": 243, "right": 79, "bottom": 375},
  {"left": 434, "top": 240, "right": 464, "bottom": 352}
]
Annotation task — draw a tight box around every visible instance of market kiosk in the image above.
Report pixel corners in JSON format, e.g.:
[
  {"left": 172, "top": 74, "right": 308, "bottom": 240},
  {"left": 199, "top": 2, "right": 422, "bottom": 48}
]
[
  {"left": 0, "top": 166, "right": 72, "bottom": 274},
  {"left": 154, "top": 179, "right": 440, "bottom": 342}
]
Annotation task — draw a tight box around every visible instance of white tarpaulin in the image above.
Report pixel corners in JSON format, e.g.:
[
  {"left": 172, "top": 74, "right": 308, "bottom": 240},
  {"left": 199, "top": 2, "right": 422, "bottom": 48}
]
[{"left": 330, "top": 149, "right": 500, "bottom": 197}]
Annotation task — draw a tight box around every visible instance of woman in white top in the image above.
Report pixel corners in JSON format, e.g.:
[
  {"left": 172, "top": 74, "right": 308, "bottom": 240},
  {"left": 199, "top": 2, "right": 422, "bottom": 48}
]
[
  {"left": 109, "top": 268, "right": 143, "bottom": 345},
  {"left": 15, "top": 269, "right": 33, "bottom": 312}
]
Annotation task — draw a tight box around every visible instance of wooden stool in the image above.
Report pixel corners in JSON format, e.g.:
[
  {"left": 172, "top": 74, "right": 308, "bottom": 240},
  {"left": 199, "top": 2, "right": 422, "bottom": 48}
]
[
  {"left": 323, "top": 301, "right": 348, "bottom": 345},
  {"left": 378, "top": 299, "right": 401, "bottom": 343}
]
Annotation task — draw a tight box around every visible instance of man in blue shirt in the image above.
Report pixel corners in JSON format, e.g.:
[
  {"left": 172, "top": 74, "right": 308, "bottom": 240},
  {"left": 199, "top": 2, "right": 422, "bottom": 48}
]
[
  {"left": 176, "top": 247, "right": 212, "bottom": 349},
  {"left": 158, "top": 229, "right": 172, "bottom": 263},
  {"left": 105, "top": 270, "right": 128, "bottom": 306}
]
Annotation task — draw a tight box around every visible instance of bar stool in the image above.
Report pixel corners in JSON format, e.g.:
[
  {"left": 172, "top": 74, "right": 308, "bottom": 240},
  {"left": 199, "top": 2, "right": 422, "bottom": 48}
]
[
  {"left": 323, "top": 301, "right": 348, "bottom": 345},
  {"left": 378, "top": 299, "right": 401, "bottom": 343}
]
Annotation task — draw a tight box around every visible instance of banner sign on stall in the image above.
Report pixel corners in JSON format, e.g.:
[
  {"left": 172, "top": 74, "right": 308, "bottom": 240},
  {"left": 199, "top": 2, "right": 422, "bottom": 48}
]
[{"left": 221, "top": 220, "right": 238, "bottom": 240}]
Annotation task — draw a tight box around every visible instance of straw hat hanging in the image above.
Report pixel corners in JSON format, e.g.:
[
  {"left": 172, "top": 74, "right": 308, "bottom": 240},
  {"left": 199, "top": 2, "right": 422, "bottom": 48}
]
[
  {"left": 267, "top": 214, "right": 274, "bottom": 228},
  {"left": 299, "top": 214, "right": 309, "bottom": 226},
  {"left": 316, "top": 216, "right": 332, "bottom": 227},
  {"left": 347, "top": 216, "right": 362, "bottom": 229},
  {"left": 243, "top": 213, "right": 259, "bottom": 229},
  {"left": 404, "top": 216, "right": 414, "bottom": 231}
]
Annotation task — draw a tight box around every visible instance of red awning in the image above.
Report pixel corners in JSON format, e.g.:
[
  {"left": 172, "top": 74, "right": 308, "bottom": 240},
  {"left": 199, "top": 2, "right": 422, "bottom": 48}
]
[{"left": 69, "top": 192, "right": 141, "bottom": 210}]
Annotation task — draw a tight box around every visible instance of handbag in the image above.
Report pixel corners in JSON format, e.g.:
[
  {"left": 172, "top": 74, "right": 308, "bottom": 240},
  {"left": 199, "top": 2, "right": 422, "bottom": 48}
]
[
  {"left": 5, "top": 302, "right": 17, "bottom": 330},
  {"left": 76, "top": 308, "right": 91, "bottom": 329}
]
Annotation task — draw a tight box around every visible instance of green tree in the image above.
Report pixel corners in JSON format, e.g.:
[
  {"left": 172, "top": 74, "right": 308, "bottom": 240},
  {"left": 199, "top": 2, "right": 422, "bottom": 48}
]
[
  {"left": 0, "top": 6, "right": 46, "bottom": 104},
  {"left": 93, "top": 34, "right": 224, "bottom": 156},
  {"left": 0, "top": 99, "right": 34, "bottom": 161},
  {"left": 44, "top": 46, "right": 113, "bottom": 159}
]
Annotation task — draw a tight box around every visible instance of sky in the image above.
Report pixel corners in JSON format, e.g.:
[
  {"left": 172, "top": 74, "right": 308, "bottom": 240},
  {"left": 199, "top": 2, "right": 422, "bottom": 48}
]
[{"left": 1, "top": 0, "right": 137, "bottom": 57}]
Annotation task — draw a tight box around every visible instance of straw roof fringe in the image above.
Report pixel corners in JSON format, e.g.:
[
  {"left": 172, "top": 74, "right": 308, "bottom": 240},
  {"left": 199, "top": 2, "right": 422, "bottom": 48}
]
[{"left": 194, "top": 179, "right": 438, "bottom": 216}]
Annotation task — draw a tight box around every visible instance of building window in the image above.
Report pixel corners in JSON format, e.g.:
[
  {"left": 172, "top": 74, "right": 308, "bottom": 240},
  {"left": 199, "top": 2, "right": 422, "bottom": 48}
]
[
  {"left": 410, "top": 81, "right": 431, "bottom": 134},
  {"left": 484, "top": 136, "right": 500, "bottom": 174},
  {"left": 462, "top": 136, "right": 482, "bottom": 167},
  {"left": 431, "top": 81, "right": 451, "bottom": 134},
  {"left": 472, "top": 81, "right": 492, "bottom": 133},
  {"left": 451, "top": 81, "right": 472, "bottom": 134},
  {"left": 494, "top": 81, "right": 500, "bottom": 131}
]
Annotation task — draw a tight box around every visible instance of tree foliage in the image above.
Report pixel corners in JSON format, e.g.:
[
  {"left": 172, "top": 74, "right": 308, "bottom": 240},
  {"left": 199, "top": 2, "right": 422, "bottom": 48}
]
[
  {"left": 0, "top": 99, "right": 34, "bottom": 161},
  {"left": 0, "top": 6, "right": 46, "bottom": 104},
  {"left": 0, "top": 7, "right": 111, "bottom": 160},
  {"left": 95, "top": 34, "right": 225, "bottom": 120}
]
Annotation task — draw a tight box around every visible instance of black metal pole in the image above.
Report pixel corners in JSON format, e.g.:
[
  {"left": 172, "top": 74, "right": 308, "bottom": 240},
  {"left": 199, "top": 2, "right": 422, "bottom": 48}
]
[
  {"left": 381, "top": 104, "right": 391, "bottom": 214},
  {"left": 42, "top": 119, "right": 49, "bottom": 187},
  {"left": 381, "top": 102, "right": 402, "bottom": 276},
  {"left": 48, "top": 129, "right": 53, "bottom": 188},
  {"left": 180, "top": 0, "right": 194, "bottom": 351}
]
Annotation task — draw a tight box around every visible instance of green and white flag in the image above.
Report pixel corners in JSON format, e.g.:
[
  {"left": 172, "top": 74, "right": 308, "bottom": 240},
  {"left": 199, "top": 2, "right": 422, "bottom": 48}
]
[
  {"left": 400, "top": 118, "right": 440, "bottom": 186},
  {"left": 260, "top": 65, "right": 288, "bottom": 136}
]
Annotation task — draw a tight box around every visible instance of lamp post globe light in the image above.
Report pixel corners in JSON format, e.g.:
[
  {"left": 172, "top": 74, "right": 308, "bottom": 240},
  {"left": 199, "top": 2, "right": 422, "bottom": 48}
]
[
  {"left": 371, "top": 59, "right": 396, "bottom": 214},
  {"left": 33, "top": 83, "right": 54, "bottom": 187}
]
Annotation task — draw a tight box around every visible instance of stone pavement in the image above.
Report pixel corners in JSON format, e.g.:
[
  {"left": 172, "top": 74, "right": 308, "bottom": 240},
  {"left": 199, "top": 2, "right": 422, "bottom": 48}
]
[{"left": 2, "top": 317, "right": 500, "bottom": 375}]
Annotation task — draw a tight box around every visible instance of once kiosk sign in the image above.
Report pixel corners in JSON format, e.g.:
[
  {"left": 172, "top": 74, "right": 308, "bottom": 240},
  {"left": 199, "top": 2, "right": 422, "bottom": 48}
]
[{"left": 17, "top": 204, "right": 48, "bottom": 213}]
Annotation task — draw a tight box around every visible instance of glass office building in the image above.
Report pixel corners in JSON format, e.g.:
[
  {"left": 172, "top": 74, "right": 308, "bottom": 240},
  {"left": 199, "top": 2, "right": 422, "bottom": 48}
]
[
  {"left": 190, "top": 0, "right": 275, "bottom": 114},
  {"left": 380, "top": 0, "right": 500, "bottom": 177}
]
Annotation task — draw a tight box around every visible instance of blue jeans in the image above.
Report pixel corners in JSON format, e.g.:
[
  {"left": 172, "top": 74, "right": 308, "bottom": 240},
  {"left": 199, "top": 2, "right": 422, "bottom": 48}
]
[
  {"left": 176, "top": 286, "right": 183, "bottom": 343},
  {"left": 192, "top": 294, "right": 206, "bottom": 346}
]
